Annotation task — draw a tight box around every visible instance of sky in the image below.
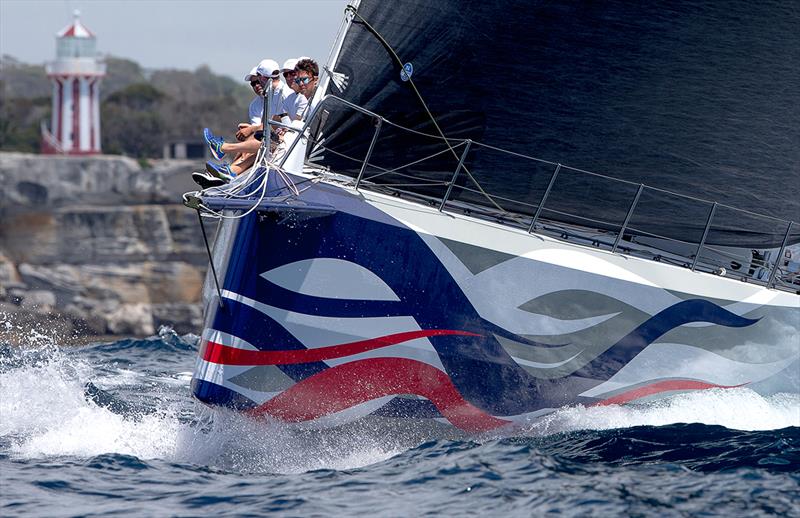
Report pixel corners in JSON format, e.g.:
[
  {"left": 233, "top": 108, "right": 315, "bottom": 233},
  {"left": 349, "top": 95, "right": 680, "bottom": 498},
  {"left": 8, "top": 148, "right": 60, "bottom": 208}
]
[{"left": 0, "top": 0, "right": 351, "bottom": 80}]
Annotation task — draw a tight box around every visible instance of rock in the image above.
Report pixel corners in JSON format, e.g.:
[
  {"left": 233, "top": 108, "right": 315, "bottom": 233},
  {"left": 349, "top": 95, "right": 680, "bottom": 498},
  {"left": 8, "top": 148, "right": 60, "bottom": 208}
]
[
  {"left": 17, "top": 263, "right": 81, "bottom": 295},
  {"left": 0, "top": 152, "right": 199, "bottom": 209},
  {"left": 6, "top": 288, "right": 25, "bottom": 305},
  {"left": 62, "top": 296, "right": 114, "bottom": 336},
  {"left": 1, "top": 205, "right": 210, "bottom": 266},
  {"left": 18, "top": 263, "right": 147, "bottom": 304},
  {"left": 0, "top": 253, "right": 22, "bottom": 299},
  {"left": 105, "top": 302, "right": 155, "bottom": 336},
  {"left": 0, "top": 152, "right": 211, "bottom": 338},
  {"left": 0, "top": 304, "right": 78, "bottom": 346},
  {"left": 16, "top": 261, "right": 204, "bottom": 336},
  {"left": 19, "top": 289, "right": 56, "bottom": 312},
  {"left": 152, "top": 303, "right": 203, "bottom": 335},
  {"left": 143, "top": 262, "right": 204, "bottom": 303},
  {"left": 0, "top": 252, "right": 21, "bottom": 284}
]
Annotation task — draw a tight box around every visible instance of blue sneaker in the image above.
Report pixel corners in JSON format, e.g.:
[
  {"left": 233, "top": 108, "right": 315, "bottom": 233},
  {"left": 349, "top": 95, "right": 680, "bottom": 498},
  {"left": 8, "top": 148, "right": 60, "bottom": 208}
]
[
  {"left": 203, "top": 128, "right": 225, "bottom": 160},
  {"left": 205, "top": 161, "right": 235, "bottom": 181}
]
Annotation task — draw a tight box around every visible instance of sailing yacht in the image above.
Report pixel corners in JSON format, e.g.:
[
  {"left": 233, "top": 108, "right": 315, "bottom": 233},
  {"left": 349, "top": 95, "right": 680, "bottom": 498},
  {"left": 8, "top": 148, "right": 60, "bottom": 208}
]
[{"left": 186, "top": 0, "right": 799, "bottom": 433}]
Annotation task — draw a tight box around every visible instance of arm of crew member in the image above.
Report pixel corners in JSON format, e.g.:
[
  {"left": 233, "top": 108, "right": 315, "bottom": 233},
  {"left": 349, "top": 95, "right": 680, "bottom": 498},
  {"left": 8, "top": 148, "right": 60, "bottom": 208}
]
[{"left": 235, "top": 122, "right": 261, "bottom": 141}]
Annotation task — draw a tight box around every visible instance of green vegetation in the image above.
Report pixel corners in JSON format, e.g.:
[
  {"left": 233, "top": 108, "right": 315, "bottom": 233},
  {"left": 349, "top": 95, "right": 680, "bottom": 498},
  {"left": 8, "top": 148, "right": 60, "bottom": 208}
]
[
  {"left": 0, "top": 55, "right": 252, "bottom": 158},
  {"left": 0, "top": 89, "right": 50, "bottom": 153}
]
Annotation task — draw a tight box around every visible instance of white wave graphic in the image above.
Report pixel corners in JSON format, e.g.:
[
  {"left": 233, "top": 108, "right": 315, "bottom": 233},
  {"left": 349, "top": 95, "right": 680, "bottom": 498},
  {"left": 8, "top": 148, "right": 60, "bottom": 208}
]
[
  {"left": 201, "top": 329, "right": 258, "bottom": 351},
  {"left": 511, "top": 351, "right": 583, "bottom": 369},
  {"left": 416, "top": 233, "right": 775, "bottom": 333},
  {"left": 580, "top": 342, "right": 798, "bottom": 399},
  {"left": 261, "top": 258, "right": 400, "bottom": 301},
  {"left": 221, "top": 290, "right": 446, "bottom": 371},
  {"left": 194, "top": 357, "right": 278, "bottom": 405}
]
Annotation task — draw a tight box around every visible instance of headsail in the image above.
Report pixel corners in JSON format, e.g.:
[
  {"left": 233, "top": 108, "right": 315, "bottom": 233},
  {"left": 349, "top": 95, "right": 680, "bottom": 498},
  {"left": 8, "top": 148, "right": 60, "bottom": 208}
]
[{"left": 316, "top": 0, "right": 799, "bottom": 247}]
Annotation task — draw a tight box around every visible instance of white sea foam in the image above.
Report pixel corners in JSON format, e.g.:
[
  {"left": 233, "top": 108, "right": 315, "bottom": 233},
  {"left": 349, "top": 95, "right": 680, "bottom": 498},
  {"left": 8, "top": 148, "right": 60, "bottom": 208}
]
[
  {"left": 0, "top": 347, "right": 182, "bottom": 459},
  {"left": 0, "top": 344, "right": 403, "bottom": 472},
  {"left": 173, "top": 408, "right": 406, "bottom": 474},
  {"left": 1, "top": 340, "right": 797, "bottom": 472},
  {"left": 526, "top": 388, "right": 800, "bottom": 436}
]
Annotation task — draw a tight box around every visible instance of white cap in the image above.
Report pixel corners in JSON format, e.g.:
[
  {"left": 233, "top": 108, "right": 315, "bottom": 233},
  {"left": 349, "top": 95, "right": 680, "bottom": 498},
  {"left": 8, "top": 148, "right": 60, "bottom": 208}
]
[
  {"left": 243, "top": 65, "right": 259, "bottom": 82},
  {"left": 297, "top": 56, "right": 311, "bottom": 62},
  {"left": 282, "top": 58, "right": 298, "bottom": 72},
  {"left": 256, "top": 58, "right": 281, "bottom": 78}
]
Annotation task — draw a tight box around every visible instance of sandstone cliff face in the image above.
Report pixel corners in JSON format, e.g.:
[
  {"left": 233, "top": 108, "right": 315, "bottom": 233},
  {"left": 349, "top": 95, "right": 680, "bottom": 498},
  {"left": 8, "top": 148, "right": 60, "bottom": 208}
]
[{"left": 0, "top": 152, "right": 211, "bottom": 343}]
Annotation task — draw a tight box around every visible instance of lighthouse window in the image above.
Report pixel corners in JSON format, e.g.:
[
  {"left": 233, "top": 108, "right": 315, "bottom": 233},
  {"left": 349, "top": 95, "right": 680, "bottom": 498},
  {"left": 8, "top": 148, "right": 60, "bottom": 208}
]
[{"left": 57, "top": 38, "right": 96, "bottom": 59}]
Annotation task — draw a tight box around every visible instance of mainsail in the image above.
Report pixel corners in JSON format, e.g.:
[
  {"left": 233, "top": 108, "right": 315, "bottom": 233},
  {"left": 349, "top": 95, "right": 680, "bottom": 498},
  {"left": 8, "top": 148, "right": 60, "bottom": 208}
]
[{"left": 315, "top": 0, "right": 799, "bottom": 248}]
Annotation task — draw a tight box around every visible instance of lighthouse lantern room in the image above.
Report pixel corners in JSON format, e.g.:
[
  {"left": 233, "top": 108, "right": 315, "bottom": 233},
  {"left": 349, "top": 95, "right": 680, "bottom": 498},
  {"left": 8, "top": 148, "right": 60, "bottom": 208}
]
[{"left": 42, "top": 10, "right": 106, "bottom": 154}]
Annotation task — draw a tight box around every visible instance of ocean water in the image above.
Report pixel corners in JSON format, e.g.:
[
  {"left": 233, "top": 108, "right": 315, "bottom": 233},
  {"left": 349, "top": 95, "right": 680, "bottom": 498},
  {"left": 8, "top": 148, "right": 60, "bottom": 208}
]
[{"left": 1, "top": 326, "right": 798, "bottom": 516}]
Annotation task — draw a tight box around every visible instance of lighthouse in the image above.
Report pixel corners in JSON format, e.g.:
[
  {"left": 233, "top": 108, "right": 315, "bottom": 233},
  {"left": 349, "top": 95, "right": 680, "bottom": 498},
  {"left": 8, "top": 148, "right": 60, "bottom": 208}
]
[{"left": 42, "top": 10, "right": 106, "bottom": 155}]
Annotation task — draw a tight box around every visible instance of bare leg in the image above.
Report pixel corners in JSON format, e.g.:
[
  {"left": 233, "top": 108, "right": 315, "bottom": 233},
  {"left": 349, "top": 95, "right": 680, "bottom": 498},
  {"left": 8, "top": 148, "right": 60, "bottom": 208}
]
[
  {"left": 221, "top": 138, "right": 262, "bottom": 155},
  {"left": 230, "top": 153, "right": 256, "bottom": 175}
]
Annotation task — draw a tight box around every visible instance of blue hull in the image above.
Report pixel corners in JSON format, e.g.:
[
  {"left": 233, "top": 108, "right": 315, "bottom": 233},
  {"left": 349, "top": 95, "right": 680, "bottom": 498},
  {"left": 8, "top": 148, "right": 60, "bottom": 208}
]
[{"left": 191, "top": 176, "right": 799, "bottom": 433}]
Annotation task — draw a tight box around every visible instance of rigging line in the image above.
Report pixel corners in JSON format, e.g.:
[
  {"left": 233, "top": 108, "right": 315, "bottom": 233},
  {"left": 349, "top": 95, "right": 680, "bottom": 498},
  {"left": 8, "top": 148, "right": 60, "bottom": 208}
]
[
  {"left": 469, "top": 140, "right": 559, "bottom": 167},
  {"left": 380, "top": 117, "right": 469, "bottom": 143},
  {"left": 304, "top": 121, "right": 458, "bottom": 184},
  {"left": 364, "top": 171, "right": 449, "bottom": 184},
  {"left": 196, "top": 210, "right": 224, "bottom": 309},
  {"left": 345, "top": 5, "right": 504, "bottom": 213},
  {"left": 207, "top": 165, "right": 264, "bottom": 198},
  {"left": 200, "top": 166, "right": 265, "bottom": 200},
  {"left": 363, "top": 142, "right": 466, "bottom": 180},
  {"left": 365, "top": 182, "right": 448, "bottom": 188},
  {"left": 451, "top": 187, "right": 540, "bottom": 211},
  {"left": 314, "top": 144, "right": 452, "bottom": 185},
  {"left": 701, "top": 244, "right": 754, "bottom": 264},
  {"left": 198, "top": 167, "right": 272, "bottom": 220},
  {"left": 474, "top": 141, "right": 792, "bottom": 227}
]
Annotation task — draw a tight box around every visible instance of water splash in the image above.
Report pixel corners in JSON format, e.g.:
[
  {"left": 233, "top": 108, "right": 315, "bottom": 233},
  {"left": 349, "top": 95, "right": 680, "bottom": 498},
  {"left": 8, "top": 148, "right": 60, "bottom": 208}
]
[
  {"left": 524, "top": 388, "right": 800, "bottom": 436},
  {"left": 0, "top": 333, "right": 405, "bottom": 473},
  {"left": 1, "top": 331, "right": 797, "bottom": 475},
  {"left": 0, "top": 344, "right": 182, "bottom": 459}
]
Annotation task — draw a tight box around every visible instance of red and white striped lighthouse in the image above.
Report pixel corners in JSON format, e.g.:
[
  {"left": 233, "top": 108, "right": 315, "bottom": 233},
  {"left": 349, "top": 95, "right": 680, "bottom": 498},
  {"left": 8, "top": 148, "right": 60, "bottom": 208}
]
[{"left": 42, "top": 10, "right": 106, "bottom": 155}]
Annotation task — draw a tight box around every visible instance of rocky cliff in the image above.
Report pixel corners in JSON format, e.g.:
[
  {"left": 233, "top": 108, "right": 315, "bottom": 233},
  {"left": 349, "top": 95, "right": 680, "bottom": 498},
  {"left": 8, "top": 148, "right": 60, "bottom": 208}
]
[{"left": 0, "top": 152, "right": 211, "bottom": 343}]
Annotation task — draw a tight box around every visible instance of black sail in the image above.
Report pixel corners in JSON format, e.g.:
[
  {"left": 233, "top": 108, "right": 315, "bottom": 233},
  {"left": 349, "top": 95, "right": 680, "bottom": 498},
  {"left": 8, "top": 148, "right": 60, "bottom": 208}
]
[{"left": 315, "top": 0, "right": 800, "bottom": 247}]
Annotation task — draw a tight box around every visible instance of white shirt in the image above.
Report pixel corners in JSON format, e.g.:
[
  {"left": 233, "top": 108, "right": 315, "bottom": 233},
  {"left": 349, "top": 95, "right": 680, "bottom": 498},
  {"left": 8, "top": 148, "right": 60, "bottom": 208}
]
[
  {"left": 283, "top": 91, "right": 308, "bottom": 121},
  {"left": 248, "top": 82, "right": 294, "bottom": 125},
  {"left": 248, "top": 96, "right": 263, "bottom": 125},
  {"left": 268, "top": 83, "right": 294, "bottom": 119}
]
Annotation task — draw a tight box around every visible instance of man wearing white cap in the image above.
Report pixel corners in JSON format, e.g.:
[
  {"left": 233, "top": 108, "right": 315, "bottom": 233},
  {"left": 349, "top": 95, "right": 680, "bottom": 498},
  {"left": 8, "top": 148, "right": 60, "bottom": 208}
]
[
  {"left": 281, "top": 58, "right": 308, "bottom": 121},
  {"left": 192, "top": 61, "right": 267, "bottom": 188},
  {"left": 244, "top": 65, "right": 264, "bottom": 119},
  {"left": 236, "top": 58, "right": 287, "bottom": 142},
  {"left": 199, "top": 57, "right": 316, "bottom": 185},
  {"left": 197, "top": 58, "right": 288, "bottom": 185}
]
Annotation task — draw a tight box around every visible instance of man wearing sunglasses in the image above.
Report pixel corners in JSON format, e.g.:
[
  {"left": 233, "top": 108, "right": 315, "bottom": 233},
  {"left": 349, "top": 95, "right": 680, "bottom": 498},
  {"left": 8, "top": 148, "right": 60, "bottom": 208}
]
[
  {"left": 198, "top": 58, "right": 292, "bottom": 186},
  {"left": 192, "top": 61, "right": 271, "bottom": 188},
  {"left": 235, "top": 59, "right": 289, "bottom": 142},
  {"left": 197, "top": 57, "right": 321, "bottom": 189},
  {"left": 281, "top": 58, "right": 308, "bottom": 121},
  {"left": 201, "top": 59, "right": 300, "bottom": 174},
  {"left": 293, "top": 58, "right": 319, "bottom": 120}
]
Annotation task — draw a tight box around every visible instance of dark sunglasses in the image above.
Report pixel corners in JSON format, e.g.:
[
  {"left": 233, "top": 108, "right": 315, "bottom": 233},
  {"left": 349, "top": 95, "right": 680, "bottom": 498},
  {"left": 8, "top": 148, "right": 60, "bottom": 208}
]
[
  {"left": 249, "top": 81, "right": 259, "bottom": 87},
  {"left": 293, "top": 76, "right": 313, "bottom": 86}
]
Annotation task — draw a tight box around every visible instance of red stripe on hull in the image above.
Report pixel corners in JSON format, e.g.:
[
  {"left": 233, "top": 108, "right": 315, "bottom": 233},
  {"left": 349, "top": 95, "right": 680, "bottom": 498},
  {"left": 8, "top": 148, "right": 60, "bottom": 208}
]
[
  {"left": 201, "top": 329, "right": 480, "bottom": 366},
  {"left": 594, "top": 379, "right": 747, "bottom": 406},
  {"left": 247, "top": 357, "right": 510, "bottom": 433}
]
